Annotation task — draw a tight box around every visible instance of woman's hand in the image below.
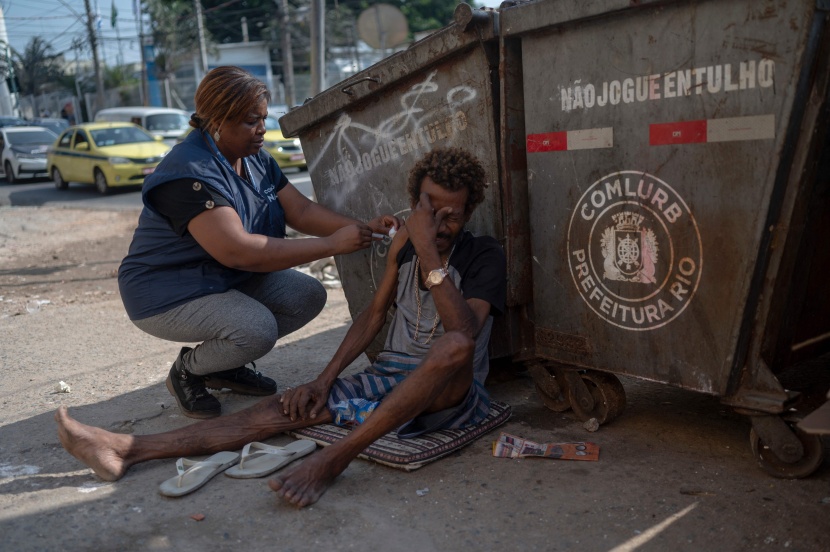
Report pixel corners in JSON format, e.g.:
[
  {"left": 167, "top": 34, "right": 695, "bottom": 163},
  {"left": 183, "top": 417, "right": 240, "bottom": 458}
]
[
  {"left": 280, "top": 378, "right": 332, "bottom": 421},
  {"left": 367, "top": 214, "right": 402, "bottom": 236},
  {"left": 326, "top": 224, "right": 373, "bottom": 254}
]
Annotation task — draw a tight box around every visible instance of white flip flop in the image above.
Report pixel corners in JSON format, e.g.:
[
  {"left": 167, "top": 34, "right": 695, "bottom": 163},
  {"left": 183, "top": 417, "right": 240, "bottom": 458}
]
[
  {"left": 158, "top": 451, "right": 240, "bottom": 497},
  {"left": 224, "top": 440, "right": 316, "bottom": 479}
]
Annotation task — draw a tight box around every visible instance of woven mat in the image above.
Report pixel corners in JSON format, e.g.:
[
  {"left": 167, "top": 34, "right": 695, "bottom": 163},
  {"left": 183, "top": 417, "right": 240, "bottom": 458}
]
[{"left": 288, "top": 401, "right": 512, "bottom": 471}]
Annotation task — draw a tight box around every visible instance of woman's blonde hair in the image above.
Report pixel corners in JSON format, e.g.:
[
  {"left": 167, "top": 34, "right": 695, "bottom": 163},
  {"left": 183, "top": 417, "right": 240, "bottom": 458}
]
[{"left": 189, "top": 66, "right": 271, "bottom": 135}]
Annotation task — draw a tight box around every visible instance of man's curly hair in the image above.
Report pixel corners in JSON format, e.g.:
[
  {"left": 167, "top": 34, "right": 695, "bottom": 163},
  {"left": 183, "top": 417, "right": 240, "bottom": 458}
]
[{"left": 407, "top": 147, "right": 487, "bottom": 215}]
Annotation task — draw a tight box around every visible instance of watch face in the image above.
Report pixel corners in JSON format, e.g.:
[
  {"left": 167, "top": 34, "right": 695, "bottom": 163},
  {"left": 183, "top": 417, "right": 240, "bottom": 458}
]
[{"left": 427, "top": 269, "right": 445, "bottom": 288}]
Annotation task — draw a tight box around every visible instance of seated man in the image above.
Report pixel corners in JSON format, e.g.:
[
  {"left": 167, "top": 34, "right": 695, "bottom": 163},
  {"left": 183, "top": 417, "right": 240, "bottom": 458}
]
[{"left": 56, "top": 147, "right": 506, "bottom": 508}]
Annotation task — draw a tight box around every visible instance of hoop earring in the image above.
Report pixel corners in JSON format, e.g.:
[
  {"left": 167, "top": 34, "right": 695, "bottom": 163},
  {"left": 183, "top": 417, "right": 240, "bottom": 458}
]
[{"left": 213, "top": 130, "right": 220, "bottom": 142}]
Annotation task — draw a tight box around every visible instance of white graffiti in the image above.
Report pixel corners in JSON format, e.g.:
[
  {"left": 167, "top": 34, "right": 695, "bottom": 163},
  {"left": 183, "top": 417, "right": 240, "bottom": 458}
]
[{"left": 306, "top": 70, "right": 478, "bottom": 208}]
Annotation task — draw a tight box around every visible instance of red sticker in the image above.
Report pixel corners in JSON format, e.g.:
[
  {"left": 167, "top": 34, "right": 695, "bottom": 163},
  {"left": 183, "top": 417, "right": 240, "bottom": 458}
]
[
  {"left": 527, "top": 131, "right": 567, "bottom": 153},
  {"left": 649, "top": 120, "right": 707, "bottom": 146}
]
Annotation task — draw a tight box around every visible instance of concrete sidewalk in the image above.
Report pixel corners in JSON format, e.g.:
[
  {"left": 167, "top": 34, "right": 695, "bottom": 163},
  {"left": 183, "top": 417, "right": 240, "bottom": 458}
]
[{"left": 1, "top": 289, "right": 828, "bottom": 551}]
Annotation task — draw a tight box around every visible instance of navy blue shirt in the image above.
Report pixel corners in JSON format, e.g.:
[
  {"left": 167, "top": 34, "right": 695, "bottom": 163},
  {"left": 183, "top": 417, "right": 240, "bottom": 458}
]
[{"left": 118, "top": 129, "right": 289, "bottom": 320}]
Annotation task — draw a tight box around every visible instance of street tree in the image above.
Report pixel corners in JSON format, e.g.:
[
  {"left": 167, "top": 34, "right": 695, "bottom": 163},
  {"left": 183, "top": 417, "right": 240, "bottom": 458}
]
[
  {"left": 200, "top": 0, "right": 473, "bottom": 45},
  {"left": 331, "top": 0, "right": 462, "bottom": 37},
  {"left": 371, "top": 0, "right": 457, "bottom": 32},
  {"left": 11, "top": 37, "right": 66, "bottom": 95},
  {"left": 143, "top": 0, "right": 211, "bottom": 78},
  {"left": 198, "top": 0, "right": 468, "bottom": 69},
  {"left": 104, "top": 65, "right": 140, "bottom": 89},
  {"left": 138, "top": 0, "right": 482, "bottom": 103},
  {"left": 201, "top": 0, "right": 279, "bottom": 44}
]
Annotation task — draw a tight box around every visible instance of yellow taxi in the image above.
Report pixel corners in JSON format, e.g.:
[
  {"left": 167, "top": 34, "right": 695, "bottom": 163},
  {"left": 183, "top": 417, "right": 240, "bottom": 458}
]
[
  {"left": 175, "top": 106, "right": 306, "bottom": 170},
  {"left": 47, "top": 122, "right": 171, "bottom": 194},
  {"left": 263, "top": 110, "right": 306, "bottom": 170}
]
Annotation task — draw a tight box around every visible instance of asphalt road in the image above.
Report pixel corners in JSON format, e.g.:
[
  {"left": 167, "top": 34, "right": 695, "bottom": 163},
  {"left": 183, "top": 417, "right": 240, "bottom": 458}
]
[{"left": 0, "top": 168, "right": 314, "bottom": 209}]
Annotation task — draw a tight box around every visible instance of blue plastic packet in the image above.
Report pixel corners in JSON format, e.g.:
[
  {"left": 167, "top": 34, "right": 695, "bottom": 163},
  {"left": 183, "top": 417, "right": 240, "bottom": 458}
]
[{"left": 332, "top": 398, "right": 379, "bottom": 427}]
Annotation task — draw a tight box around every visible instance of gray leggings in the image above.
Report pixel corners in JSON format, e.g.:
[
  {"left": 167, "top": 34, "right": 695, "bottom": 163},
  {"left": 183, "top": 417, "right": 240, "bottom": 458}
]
[{"left": 132, "top": 269, "right": 326, "bottom": 375}]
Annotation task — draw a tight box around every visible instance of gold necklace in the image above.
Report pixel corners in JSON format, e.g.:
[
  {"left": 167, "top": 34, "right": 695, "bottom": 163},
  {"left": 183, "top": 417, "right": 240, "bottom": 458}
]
[{"left": 413, "top": 244, "right": 455, "bottom": 344}]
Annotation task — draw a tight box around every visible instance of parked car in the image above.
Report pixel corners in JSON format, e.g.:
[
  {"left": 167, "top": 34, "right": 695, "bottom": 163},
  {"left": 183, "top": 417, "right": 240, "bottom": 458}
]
[
  {"left": 30, "top": 117, "right": 70, "bottom": 136},
  {"left": 0, "top": 116, "right": 27, "bottom": 128},
  {"left": 94, "top": 107, "right": 191, "bottom": 145},
  {"left": 174, "top": 106, "right": 307, "bottom": 171},
  {"left": 0, "top": 126, "right": 57, "bottom": 183},
  {"left": 265, "top": 105, "right": 306, "bottom": 170},
  {"left": 47, "top": 122, "right": 171, "bottom": 194}
]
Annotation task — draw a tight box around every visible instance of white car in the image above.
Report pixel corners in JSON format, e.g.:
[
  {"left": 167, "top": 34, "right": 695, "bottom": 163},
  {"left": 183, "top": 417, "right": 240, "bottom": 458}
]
[{"left": 1, "top": 126, "right": 57, "bottom": 183}]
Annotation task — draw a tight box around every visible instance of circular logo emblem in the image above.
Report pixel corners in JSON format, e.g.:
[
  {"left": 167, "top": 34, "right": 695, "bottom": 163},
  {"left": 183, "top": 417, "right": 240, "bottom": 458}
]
[{"left": 567, "top": 171, "right": 702, "bottom": 331}]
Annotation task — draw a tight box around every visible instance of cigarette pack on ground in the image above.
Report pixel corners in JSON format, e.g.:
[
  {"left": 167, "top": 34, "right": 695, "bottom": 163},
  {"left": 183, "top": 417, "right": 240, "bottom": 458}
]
[{"left": 492, "top": 432, "right": 599, "bottom": 461}]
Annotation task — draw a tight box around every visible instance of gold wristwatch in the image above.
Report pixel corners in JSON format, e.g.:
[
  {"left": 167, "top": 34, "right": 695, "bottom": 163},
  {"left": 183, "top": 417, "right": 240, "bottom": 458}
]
[{"left": 425, "top": 268, "right": 449, "bottom": 289}]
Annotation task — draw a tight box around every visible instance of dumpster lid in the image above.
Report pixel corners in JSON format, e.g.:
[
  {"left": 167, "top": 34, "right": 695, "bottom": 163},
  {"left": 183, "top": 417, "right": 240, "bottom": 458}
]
[{"left": 279, "top": 3, "right": 497, "bottom": 138}]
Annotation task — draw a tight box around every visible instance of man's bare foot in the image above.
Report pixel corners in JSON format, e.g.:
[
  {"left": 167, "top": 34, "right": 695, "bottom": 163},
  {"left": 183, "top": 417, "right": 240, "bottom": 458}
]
[
  {"left": 267, "top": 446, "right": 352, "bottom": 508},
  {"left": 55, "top": 406, "right": 134, "bottom": 481}
]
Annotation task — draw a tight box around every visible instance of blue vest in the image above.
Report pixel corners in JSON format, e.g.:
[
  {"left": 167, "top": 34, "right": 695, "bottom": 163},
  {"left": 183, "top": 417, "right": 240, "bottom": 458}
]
[{"left": 118, "top": 129, "right": 287, "bottom": 320}]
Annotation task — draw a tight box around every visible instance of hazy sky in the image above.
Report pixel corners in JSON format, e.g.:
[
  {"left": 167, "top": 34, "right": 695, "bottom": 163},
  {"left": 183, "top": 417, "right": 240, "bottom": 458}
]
[
  {"left": 3, "top": 0, "right": 143, "bottom": 64},
  {"left": 2, "top": 0, "right": 506, "bottom": 67}
]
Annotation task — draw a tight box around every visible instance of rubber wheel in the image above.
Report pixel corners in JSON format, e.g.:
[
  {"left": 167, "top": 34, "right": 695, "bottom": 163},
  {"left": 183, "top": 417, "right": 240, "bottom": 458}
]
[
  {"left": 528, "top": 362, "right": 571, "bottom": 412},
  {"left": 749, "top": 425, "right": 824, "bottom": 479},
  {"left": 568, "top": 370, "right": 626, "bottom": 425},
  {"left": 52, "top": 167, "right": 68, "bottom": 190},
  {"left": 94, "top": 169, "right": 109, "bottom": 195},
  {"left": 4, "top": 161, "right": 16, "bottom": 184}
]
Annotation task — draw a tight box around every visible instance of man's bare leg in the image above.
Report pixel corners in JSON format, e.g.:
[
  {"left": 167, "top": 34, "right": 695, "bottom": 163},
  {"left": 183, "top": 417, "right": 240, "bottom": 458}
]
[
  {"left": 56, "top": 395, "right": 331, "bottom": 481},
  {"left": 269, "top": 331, "right": 474, "bottom": 507}
]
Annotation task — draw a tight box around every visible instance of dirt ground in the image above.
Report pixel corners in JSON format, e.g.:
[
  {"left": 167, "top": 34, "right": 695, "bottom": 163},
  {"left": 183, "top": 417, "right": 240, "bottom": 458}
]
[{"left": 0, "top": 206, "right": 828, "bottom": 552}]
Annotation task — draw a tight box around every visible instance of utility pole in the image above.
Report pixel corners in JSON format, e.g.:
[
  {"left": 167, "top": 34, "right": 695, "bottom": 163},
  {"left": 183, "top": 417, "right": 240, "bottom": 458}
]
[
  {"left": 278, "top": 0, "right": 295, "bottom": 107},
  {"left": 84, "top": 0, "right": 106, "bottom": 114},
  {"left": 135, "top": 0, "right": 147, "bottom": 105},
  {"left": 350, "top": 23, "right": 361, "bottom": 74},
  {"left": 310, "top": 0, "right": 325, "bottom": 96},
  {"left": 194, "top": 0, "right": 209, "bottom": 81},
  {"left": 71, "top": 38, "right": 85, "bottom": 106},
  {"left": 113, "top": 6, "right": 124, "bottom": 67}
]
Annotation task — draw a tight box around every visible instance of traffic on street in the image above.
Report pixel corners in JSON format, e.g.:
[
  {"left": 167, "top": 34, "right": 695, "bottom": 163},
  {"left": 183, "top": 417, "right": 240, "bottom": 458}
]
[{"left": 0, "top": 168, "right": 314, "bottom": 210}]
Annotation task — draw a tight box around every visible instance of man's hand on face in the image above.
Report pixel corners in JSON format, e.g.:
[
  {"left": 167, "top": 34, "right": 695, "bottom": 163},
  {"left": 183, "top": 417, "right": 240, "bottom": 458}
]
[
  {"left": 280, "top": 378, "right": 331, "bottom": 421},
  {"left": 406, "top": 192, "right": 453, "bottom": 257}
]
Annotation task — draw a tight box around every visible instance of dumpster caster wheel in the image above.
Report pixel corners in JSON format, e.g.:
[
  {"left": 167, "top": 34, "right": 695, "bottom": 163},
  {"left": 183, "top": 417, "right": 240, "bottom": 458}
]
[
  {"left": 568, "top": 371, "right": 626, "bottom": 425},
  {"left": 749, "top": 425, "right": 824, "bottom": 479},
  {"left": 528, "top": 362, "right": 571, "bottom": 412}
]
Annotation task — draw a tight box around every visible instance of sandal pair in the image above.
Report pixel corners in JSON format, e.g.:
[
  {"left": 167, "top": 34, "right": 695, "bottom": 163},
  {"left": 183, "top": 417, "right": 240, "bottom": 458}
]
[{"left": 158, "top": 440, "right": 316, "bottom": 497}]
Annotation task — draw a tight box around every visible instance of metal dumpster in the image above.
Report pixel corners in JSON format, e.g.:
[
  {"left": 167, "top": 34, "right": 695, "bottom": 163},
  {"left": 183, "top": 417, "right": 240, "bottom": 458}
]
[
  {"left": 279, "top": 5, "right": 535, "bottom": 363},
  {"left": 501, "top": 0, "right": 830, "bottom": 477},
  {"left": 280, "top": 0, "right": 829, "bottom": 478}
]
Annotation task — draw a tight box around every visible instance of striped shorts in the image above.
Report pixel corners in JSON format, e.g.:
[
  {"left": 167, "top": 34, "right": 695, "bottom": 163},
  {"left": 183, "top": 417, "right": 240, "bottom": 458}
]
[{"left": 326, "top": 351, "right": 491, "bottom": 438}]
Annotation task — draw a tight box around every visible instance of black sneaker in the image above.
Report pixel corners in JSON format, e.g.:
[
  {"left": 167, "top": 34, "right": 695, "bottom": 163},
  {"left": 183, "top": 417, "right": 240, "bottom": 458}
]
[
  {"left": 204, "top": 362, "right": 277, "bottom": 396},
  {"left": 165, "top": 347, "right": 221, "bottom": 419}
]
